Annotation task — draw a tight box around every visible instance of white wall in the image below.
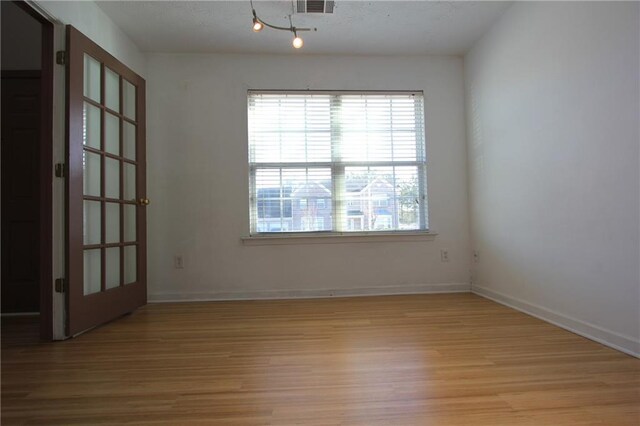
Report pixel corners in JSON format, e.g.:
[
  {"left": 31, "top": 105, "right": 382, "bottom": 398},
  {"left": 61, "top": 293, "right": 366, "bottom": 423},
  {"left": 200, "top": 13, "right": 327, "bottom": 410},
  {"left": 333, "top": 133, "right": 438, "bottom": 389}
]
[
  {"left": 34, "top": 0, "right": 146, "bottom": 76},
  {"left": 146, "top": 54, "right": 470, "bottom": 300},
  {"left": 1, "top": 1, "right": 41, "bottom": 70},
  {"left": 465, "top": 2, "right": 640, "bottom": 355}
]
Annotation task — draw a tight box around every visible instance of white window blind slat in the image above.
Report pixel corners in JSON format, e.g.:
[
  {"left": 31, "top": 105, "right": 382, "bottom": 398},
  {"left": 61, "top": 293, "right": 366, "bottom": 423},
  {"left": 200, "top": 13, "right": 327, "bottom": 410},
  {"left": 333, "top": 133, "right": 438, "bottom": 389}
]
[{"left": 248, "top": 91, "right": 428, "bottom": 234}]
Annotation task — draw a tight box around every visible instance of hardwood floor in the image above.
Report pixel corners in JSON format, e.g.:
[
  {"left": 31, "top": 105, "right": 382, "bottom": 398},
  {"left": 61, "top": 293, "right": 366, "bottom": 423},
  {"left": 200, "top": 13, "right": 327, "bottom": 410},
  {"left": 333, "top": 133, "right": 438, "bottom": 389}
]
[{"left": 2, "top": 293, "right": 639, "bottom": 425}]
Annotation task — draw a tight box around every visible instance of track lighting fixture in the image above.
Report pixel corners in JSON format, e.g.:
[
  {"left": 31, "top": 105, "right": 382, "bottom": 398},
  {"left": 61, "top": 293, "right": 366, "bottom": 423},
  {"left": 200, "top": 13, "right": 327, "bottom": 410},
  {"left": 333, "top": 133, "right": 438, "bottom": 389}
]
[
  {"left": 252, "top": 16, "right": 263, "bottom": 32},
  {"left": 292, "top": 31, "right": 304, "bottom": 49},
  {"left": 250, "top": 0, "right": 316, "bottom": 49}
]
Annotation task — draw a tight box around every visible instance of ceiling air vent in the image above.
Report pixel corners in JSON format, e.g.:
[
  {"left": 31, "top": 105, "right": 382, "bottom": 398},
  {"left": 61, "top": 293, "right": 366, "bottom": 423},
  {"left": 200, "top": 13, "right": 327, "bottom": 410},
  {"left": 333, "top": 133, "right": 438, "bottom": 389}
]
[{"left": 296, "top": 0, "right": 335, "bottom": 14}]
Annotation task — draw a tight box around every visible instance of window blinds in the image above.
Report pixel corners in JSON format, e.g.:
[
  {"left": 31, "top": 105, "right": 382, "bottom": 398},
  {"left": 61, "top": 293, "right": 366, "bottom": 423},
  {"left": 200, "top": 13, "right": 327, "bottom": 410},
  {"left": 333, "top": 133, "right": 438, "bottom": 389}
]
[{"left": 248, "top": 91, "right": 427, "bottom": 234}]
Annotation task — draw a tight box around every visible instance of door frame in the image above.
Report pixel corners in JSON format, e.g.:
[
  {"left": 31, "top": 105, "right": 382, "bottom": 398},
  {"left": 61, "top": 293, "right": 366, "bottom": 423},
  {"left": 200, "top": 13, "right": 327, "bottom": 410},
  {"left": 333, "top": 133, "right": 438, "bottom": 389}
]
[{"left": 10, "top": 0, "right": 55, "bottom": 340}]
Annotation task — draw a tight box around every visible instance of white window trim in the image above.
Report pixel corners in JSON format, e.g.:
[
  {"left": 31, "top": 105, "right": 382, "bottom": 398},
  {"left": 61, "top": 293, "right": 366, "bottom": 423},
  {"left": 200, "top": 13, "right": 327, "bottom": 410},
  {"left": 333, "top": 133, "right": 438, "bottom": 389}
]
[
  {"left": 248, "top": 90, "right": 429, "bottom": 237},
  {"left": 241, "top": 231, "right": 437, "bottom": 246}
]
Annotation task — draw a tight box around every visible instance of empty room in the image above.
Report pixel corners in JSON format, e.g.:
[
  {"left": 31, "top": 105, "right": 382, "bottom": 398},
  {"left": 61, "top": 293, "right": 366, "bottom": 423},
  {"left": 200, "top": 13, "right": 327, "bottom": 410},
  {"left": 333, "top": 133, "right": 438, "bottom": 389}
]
[{"left": 1, "top": 0, "right": 639, "bottom": 424}]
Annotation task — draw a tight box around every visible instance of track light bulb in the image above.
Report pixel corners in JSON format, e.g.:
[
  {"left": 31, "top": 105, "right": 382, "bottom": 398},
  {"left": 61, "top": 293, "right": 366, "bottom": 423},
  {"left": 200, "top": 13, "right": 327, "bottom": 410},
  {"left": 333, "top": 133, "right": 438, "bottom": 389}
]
[
  {"left": 252, "top": 18, "right": 263, "bottom": 32},
  {"left": 293, "top": 35, "right": 303, "bottom": 49}
]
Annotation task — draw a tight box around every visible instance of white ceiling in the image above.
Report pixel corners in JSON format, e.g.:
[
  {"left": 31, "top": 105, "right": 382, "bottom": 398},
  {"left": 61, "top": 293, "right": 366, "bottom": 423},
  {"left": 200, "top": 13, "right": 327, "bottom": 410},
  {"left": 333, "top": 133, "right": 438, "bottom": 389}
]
[{"left": 96, "top": 1, "right": 511, "bottom": 56}]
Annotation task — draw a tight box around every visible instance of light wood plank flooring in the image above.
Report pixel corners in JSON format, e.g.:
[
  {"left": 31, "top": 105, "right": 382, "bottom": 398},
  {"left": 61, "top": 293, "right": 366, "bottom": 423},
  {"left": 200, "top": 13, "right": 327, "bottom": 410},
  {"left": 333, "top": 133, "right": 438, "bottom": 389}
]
[{"left": 2, "top": 293, "right": 639, "bottom": 425}]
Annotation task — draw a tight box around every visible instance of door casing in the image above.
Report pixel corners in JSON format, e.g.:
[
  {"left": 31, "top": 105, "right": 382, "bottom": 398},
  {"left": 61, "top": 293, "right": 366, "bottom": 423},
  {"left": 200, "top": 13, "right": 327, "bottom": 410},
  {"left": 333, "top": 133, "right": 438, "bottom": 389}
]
[{"left": 1, "top": 1, "right": 55, "bottom": 340}]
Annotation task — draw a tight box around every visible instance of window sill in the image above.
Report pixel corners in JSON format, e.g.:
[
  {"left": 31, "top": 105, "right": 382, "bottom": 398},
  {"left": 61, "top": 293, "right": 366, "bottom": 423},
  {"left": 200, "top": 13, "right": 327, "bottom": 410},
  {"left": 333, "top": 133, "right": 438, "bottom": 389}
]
[{"left": 241, "top": 231, "right": 437, "bottom": 246}]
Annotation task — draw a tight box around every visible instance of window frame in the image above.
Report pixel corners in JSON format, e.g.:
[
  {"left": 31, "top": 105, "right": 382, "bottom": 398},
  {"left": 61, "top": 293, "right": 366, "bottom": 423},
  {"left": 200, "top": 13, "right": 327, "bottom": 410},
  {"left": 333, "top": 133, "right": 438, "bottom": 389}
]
[{"left": 247, "top": 90, "right": 429, "bottom": 237}]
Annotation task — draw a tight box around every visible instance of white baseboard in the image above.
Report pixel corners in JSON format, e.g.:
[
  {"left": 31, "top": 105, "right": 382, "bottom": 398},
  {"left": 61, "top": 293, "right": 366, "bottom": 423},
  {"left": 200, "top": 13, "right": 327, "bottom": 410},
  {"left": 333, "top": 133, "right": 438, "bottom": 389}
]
[
  {"left": 472, "top": 285, "right": 640, "bottom": 358},
  {"left": 148, "top": 282, "right": 470, "bottom": 303}
]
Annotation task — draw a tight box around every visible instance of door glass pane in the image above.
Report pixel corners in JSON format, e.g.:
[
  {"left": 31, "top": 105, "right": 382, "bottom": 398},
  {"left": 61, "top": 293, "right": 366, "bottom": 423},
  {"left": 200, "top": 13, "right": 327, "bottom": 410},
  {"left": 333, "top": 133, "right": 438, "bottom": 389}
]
[
  {"left": 83, "top": 200, "right": 101, "bottom": 245},
  {"left": 105, "top": 247, "right": 120, "bottom": 290},
  {"left": 123, "top": 80, "right": 136, "bottom": 120},
  {"left": 83, "top": 102, "right": 101, "bottom": 149},
  {"left": 105, "top": 157, "right": 120, "bottom": 199},
  {"left": 105, "top": 112, "right": 120, "bottom": 155},
  {"left": 124, "top": 204, "right": 136, "bottom": 242},
  {"left": 105, "top": 202, "right": 120, "bottom": 243},
  {"left": 124, "top": 246, "right": 136, "bottom": 284},
  {"left": 83, "top": 54, "right": 101, "bottom": 103},
  {"left": 83, "top": 151, "right": 101, "bottom": 196},
  {"left": 83, "top": 249, "right": 101, "bottom": 295},
  {"left": 124, "top": 163, "right": 136, "bottom": 201},
  {"left": 105, "top": 67, "right": 120, "bottom": 112},
  {"left": 123, "top": 121, "right": 136, "bottom": 161}
]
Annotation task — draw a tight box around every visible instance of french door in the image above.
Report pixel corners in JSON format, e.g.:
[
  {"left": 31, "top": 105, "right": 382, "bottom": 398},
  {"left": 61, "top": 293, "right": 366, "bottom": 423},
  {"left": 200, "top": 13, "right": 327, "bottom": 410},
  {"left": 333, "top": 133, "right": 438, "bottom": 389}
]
[{"left": 66, "top": 26, "right": 147, "bottom": 336}]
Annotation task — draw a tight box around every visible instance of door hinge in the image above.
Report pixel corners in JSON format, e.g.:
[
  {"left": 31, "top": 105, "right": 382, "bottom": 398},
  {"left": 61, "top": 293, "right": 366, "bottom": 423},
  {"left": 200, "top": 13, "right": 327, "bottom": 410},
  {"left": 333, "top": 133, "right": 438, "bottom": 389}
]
[
  {"left": 55, "top": 278, "right": 67, "bottom": 293},
  {"left": 56, "top": 50, "right": 66, "bottom": 65},
  {"left": 55, "top": 163, "right": 66, "bottom": 178}
]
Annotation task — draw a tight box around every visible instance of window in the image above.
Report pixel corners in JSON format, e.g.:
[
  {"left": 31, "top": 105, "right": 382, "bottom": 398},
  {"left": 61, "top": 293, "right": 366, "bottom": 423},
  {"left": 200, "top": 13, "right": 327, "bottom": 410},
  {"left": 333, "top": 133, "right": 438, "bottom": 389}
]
[
  {"left": 300, "top": 216, "right": 326, "bottom": 231},
  {"left": 347, "top": 216, "right": 364, "bottom": 231},
  {"left": 374, "top": 197, "right": 389, "bottom": 208},
  {"left": 248, "top": 91, "right": 427, "bottom": 234}
]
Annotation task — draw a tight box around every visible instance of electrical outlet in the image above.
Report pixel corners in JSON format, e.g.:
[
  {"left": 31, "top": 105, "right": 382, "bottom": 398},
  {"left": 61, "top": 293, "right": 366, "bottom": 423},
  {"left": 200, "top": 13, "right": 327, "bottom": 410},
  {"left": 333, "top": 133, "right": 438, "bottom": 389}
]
[
  {"left": 441, "top": 249, "right": 449, "bottom": 262},
  {"left": 473, "top": 250, "right": 480, "bottom": 263},
  {"left": 174, "top": 255, "right": 184, "bottom": 269}
]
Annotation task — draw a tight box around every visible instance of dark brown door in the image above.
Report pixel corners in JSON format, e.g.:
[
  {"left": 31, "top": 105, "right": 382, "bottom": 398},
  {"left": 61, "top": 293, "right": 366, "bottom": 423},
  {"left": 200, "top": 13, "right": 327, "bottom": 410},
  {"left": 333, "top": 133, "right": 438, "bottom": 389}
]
[
  {"left": 1, "top": 72, "right": 41, "bottom": 313},
  {"left": 66, "top": 26, "right": 147, "bottom": 336}
]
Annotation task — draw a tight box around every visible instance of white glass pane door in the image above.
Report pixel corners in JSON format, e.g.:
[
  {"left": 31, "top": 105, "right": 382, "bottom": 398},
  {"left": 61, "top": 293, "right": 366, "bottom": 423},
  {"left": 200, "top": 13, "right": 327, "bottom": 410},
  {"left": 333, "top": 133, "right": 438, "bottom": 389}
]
[
  {"left": 68, "top": 26, "right": 147, "bottom": 337},
  {"left": 81, "top": 53, "right": 139, "bottom": 295}
]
